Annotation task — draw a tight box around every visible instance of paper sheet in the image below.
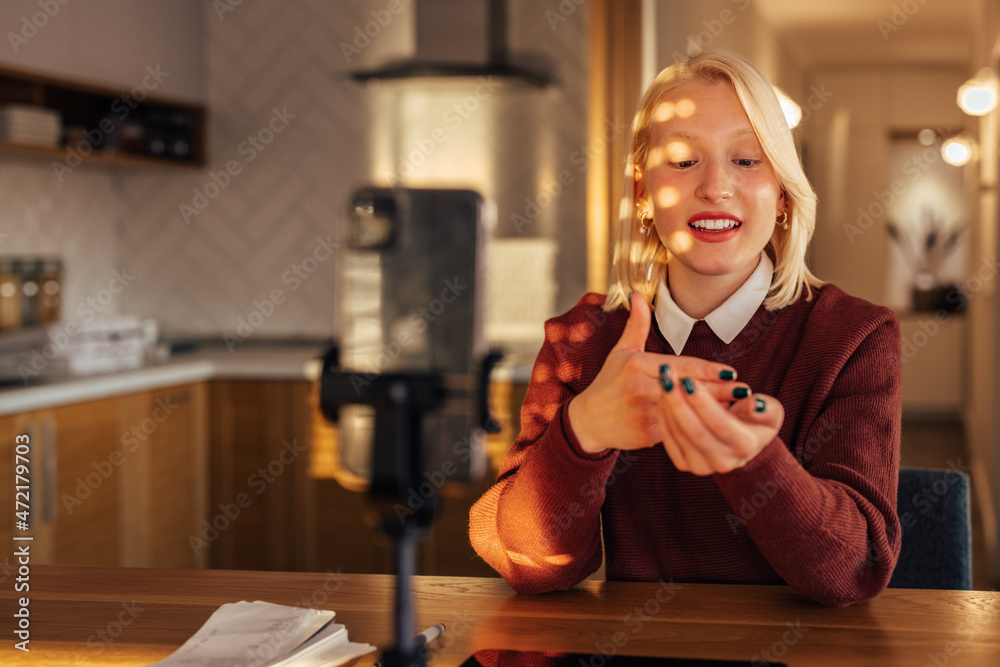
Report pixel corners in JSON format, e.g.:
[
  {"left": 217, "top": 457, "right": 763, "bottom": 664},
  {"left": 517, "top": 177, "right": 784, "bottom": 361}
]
[{"left": 146, "top": 600, "right": 375, "bottom": 667}]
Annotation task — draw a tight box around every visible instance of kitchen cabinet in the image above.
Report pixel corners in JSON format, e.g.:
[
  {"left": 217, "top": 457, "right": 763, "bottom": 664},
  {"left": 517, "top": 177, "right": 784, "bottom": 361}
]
[
  {"left": 209, "top": 377, "right": 526, "bottom": 578},
  {"left": 0, "top": 415, "right": 14, "bottom": 576},
  {"left": 1, "top": 383, "right": 207, "bottom": 568},
  {"left": 207, "top": 381, "right": 316, "bottom": 572},
  {"left": 116, "top": 383, "right": 208, "bottom": 568},
  {"left": 10, "top": 401, "right": 119, "bottom": 565},
  {"left": 2, "top": 366, "right": 526, "bottom": 577},
  {"left": 309, "top": 379, "right": 527, "bottom": 578}
]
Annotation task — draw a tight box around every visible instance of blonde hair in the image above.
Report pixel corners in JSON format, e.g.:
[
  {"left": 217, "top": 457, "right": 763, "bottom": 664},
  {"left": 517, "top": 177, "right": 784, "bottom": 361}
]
[{"left": 604, "top": 51, "right": 822, "bottom": 312}]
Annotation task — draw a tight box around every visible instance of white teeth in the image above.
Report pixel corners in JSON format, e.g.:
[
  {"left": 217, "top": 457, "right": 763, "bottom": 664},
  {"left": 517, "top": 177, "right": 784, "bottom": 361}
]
[{"left": 690, "top": 218, "right": 740, "bottom": 231}]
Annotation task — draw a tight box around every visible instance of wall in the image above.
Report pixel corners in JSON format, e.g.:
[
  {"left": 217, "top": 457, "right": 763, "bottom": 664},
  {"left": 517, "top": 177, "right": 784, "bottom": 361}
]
[
  {"left": 0, "top": 0, "right": 204, "bottom": 102},
  {"left": 0, "top": 1, "right": 589, "bottom": 347},
  {"left": 0, "top": 158, "right": 123, "bottom": 323},
  {"left": 117, "top": 0, "right": 587, "bottom": 341},
  {"left": 650, "top": 0, "right": 802, "bottom": 98},
  {"left": 0, "top": 0, "right": 203, "bottom": 329},
  {"left": 805, "top": 67, "right": 970, "bottom": 306},
  {"left": 967, "top": 2, "right": 1000, "bottom": 583},
  {"left": 118, "top": 0, "right": 370, "bottom": 340}
]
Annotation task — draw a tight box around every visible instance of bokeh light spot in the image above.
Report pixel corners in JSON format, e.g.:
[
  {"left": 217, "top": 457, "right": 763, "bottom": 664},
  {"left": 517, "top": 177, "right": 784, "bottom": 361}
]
[
  {"left": 665, "top": 141, "right": 690, "bottom": 161},
  {"left": 668, "top": 230, "right": 694, "bottom": 252},
  {"left": 653, "top": 101, "right": 675, "bottom": 123},
  {"left": 647, "top": 146, "right": 666, "bottom": 168},
  {"left": 675, "top": 99, "right": 696, "bottom": 118},
  {"left": 655, "top": 187, "right": 680, "bottom": 208}
]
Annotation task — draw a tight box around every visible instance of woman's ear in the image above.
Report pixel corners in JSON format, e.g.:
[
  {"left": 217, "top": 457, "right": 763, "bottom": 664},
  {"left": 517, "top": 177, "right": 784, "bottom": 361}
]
[
  {"left": 634, "top": 164, "right": 647, "bottom": 204},
  {"left": 778, "top": 189, "right": 788, "bottom": 213}
]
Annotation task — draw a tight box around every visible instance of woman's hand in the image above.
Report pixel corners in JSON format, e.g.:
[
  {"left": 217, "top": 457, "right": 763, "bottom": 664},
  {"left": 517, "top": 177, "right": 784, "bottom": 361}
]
[
  {"left": 567, "top": 293, "right": 746, "bottom": 454},
  {"left": 657, "top": 375, "right": 785, "bottom": 475}
]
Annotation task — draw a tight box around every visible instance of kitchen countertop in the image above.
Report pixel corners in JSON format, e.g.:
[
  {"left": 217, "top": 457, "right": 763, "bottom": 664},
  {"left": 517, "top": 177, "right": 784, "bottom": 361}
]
[
  {"left": 0, "top": 343, "right": 329, "bottom": 416},
  {"left": 0, "top": 340, "right": 538, "bottom": 417}
]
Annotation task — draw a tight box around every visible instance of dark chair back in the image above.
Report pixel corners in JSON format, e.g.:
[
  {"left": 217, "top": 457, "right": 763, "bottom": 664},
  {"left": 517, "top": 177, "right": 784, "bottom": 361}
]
[{"left": 889, "top": 467, "right": 972, "bottom": 590}]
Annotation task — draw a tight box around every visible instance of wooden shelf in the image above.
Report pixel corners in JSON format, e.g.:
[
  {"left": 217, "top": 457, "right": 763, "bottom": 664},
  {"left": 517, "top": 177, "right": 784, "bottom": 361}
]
[{"left": 0, "top": 65, "right": 206, "bottom": 169}]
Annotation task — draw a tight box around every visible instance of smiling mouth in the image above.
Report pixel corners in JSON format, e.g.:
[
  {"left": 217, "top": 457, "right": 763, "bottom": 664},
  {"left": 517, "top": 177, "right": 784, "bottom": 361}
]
[{"left": 689, "top": 219, "right": 742, "bottom": 231}]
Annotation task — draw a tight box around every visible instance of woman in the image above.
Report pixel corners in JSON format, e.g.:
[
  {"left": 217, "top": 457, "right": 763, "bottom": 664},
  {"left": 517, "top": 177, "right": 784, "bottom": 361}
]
[{"left": 469, "top": 51, "right": 902, "bottom": 607}]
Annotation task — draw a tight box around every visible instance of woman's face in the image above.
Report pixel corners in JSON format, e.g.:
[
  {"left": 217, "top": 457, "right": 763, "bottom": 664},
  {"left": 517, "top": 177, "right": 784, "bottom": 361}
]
[{"left": 638, "top": 79, "right": 784, "bottom": 286}]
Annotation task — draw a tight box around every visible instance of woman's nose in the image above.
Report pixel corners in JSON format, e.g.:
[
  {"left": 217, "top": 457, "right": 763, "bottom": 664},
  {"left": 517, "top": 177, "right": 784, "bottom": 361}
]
[{"left": 695, "top": 161, "right": 733, "bottom": 203}]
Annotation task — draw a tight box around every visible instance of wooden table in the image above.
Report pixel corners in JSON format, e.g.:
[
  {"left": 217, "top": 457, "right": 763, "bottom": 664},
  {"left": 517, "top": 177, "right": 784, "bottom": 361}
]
[{"left": 2, "top": 566, "right": 999, "bottom": 665}]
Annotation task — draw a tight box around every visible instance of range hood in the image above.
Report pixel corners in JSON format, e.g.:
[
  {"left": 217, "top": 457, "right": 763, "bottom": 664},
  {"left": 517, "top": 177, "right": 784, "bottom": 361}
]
[{"left": 350, "top": 0, "right": 553, "bottom": 87}]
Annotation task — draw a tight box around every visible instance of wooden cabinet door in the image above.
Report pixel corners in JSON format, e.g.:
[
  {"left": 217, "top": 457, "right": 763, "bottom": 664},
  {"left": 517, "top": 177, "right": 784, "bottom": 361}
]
[
  {"left": 38, "top": 398, "right": 120, "bottom": 566},
  {"left": 208, "top": 381, "right": 315, "bottom": 571},
  {"left": 0, "top": 415, "right": 14, "bottom": 578},
  {"left": 4, "top": 383, "right": 208, "bottom": 569},
  {"left": 117, "top": 383, "right": 208, "bottom": 568}
]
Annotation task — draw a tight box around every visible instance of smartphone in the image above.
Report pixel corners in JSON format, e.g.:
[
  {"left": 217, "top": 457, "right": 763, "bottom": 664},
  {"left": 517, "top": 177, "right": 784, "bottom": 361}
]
[
  {"left": 460, "top": 651, "right": 786, "bottom": 666},
  {"left": 333, "top": 186, "right": 495, "bottom": 491}
]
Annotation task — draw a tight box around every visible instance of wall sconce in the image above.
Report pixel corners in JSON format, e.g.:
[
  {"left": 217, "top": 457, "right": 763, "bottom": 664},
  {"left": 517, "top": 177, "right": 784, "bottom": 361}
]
[
  {"left": 941, "top": 134, "right": 977, "bottom": 166},
  {"left": 957, "top": 68, "right": 998, "bottom": 116},
  {"left": 773, "top": 87, "right": 801, "bottom": 129}
]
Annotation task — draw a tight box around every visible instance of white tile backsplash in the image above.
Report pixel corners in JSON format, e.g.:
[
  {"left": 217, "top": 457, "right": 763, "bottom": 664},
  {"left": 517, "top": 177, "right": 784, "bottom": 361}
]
[
  {"left": 0, "top": 156, "right": 124, "bottom": 325},
  {"left": 0, "top": 0, "right": 588, "bottom": 344}
]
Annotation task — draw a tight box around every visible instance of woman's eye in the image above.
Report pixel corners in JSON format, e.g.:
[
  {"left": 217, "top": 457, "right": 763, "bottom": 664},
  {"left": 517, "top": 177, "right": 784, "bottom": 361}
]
[
  {"left": 672, "top": 160, "right": 696, "bottom": 168},
  {"left": 734, "top": 158, "right": 760, "bottom": 167}
]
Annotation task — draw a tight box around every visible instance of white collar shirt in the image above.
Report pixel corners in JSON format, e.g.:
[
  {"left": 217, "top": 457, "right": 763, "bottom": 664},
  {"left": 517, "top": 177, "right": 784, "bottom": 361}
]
[{"left": 653, "top": 252, "right": 774, "bottom": 355}]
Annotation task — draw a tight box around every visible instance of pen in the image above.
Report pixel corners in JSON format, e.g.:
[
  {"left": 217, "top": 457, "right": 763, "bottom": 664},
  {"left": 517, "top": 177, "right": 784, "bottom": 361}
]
[
  {"left": 372, "top": 626, "right": 446, "bottom": 667},
  {"left": 414, "top": 622, "right": 446, "bottom": 647}
]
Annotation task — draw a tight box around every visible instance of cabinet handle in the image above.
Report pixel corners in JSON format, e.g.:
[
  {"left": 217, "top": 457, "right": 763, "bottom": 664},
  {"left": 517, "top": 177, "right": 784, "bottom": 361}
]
[{"left": 42, "top": 418, "right": 57, "bottom": 523}]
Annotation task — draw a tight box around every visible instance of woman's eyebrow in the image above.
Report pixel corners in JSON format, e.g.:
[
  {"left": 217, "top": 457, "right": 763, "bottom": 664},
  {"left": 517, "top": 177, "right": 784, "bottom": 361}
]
[
  {"left": 659, "top": 127, "right": 756, "bottom": 142},
  {"left": 659, "top": 131, "right": 698, "bottom": 142}
]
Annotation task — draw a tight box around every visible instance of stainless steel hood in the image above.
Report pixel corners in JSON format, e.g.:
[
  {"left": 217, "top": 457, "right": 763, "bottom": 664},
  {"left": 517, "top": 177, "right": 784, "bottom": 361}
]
[{"left": 350, "top": 0, "right": 553, "bottom": 87}]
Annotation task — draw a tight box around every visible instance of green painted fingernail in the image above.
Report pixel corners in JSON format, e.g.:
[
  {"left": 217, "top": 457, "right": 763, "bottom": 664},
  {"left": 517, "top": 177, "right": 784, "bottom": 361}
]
[
  {"left": 719, "top": 370, "right": 735, "bottom": 380},
  {"left": 660, "top": 363, "right": 671, "bottom": 377},
  {"left": 661, "top": 376, "right": 674, "bottom": 392},
  {"left": 681, "top": 378, "right": 695, "bottom": 394},
  {"left": 755, "top": 397, "right": 766, "bottom": 412},
  {"left": 733, "top": 387, "right": 749, "bottom": 399}
]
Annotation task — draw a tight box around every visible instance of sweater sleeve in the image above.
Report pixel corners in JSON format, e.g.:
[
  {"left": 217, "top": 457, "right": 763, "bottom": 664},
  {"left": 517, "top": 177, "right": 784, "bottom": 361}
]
[
  {"left": 469, "top": 311, "right": 621, "bottom": 594},
  {"left": 713, "top": 312, "right": 902, "bottom": 607}
]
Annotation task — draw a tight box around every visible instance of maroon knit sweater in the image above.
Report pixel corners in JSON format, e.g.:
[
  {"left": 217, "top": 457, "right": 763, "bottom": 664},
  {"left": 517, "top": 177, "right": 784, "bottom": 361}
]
[{"left": 469, "top": 284, "right": 902, "bottom": 607}]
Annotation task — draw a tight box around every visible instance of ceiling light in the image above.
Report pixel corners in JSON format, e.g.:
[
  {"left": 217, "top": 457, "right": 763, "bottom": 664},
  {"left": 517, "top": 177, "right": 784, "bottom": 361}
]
[
  {"left": 957, "top": 68, "right": 998, "bottom": 116},
  {"left": 941, "top": 134, "right": 976, "bottom": 166},
  {"left": 773, "top": 87, "right": 801, "bottom": 129},
  {"left": 917, "top": 129, "right": 936, "bottom": 146}
]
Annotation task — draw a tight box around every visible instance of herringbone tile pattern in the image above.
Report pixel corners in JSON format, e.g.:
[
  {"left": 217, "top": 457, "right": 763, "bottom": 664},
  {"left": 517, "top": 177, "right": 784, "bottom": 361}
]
[
  {"left": 2, "top": 1, "right": 589, "bottom": 342},
  {"left": 0, "top": 157, "right": 124, "bottom": 319},
  {"left": 119, "top": 0, "right": 371, "bottom": 340}
]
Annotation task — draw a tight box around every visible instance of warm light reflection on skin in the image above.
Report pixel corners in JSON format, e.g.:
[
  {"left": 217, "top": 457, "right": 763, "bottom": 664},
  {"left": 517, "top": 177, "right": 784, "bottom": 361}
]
[
  {"left": 668, "top": 230, "right": 694, "bottom": 253},
  {"left": 655, "top": 186, "right": 680, "bottom": 208},
  {"left": 639, "top": 81, "right": 782, "bottom": 285},
  {"left": 664, "top": 141, "right": 690, "bottom": 162},
  {"left": 653, "top": 101, "right": 675, "bottom": 122},
  {"left": 647, "top": 146, "right": 666, "bottom": 168},
  {"left": 675, "top": 98, "right": 696, "bottom": 118}
]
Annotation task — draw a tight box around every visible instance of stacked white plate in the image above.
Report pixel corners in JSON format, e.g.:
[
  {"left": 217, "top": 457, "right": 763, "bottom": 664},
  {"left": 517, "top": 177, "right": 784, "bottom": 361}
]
[{"left": 0, "top": 104, "right": 62, "bottom": 146}]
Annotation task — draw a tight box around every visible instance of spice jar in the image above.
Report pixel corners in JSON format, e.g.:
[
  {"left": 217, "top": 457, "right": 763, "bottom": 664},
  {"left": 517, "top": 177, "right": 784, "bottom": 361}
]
[
  {"left": 38, "top": 258, "right": 62, "bottom": 325},
  {"left": 17, "top": 258, "right": 41, "bottom": 328},
  {"left": 0, "top": 257, "right": 21, "bottom": 331}
]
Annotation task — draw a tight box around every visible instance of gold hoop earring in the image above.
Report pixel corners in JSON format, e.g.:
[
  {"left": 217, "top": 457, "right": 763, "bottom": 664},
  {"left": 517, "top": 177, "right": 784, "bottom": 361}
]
[
  {"left": 777, "top": 210, "right": 788, "bottom": 230},
  {"left": 637, "top": 202, "right": 654, "bottom": 233}
]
